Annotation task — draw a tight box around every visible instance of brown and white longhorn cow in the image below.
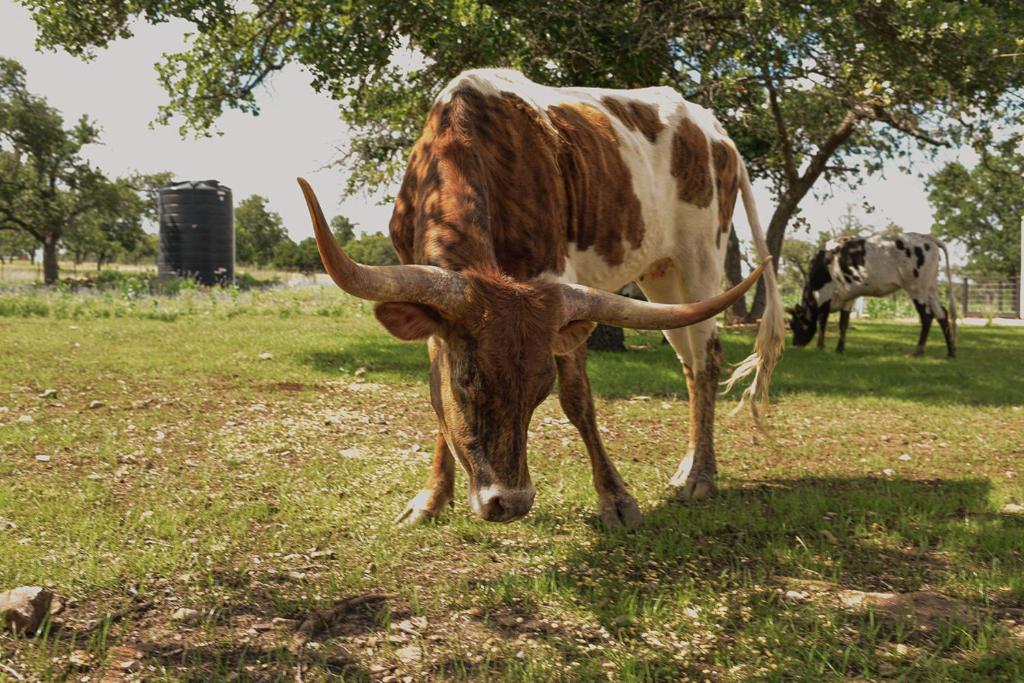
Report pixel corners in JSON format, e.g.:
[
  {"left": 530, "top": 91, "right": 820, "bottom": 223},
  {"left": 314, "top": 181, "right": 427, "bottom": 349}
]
[{"left": 300, "top": 69, "right": 784, "bottom": 528}]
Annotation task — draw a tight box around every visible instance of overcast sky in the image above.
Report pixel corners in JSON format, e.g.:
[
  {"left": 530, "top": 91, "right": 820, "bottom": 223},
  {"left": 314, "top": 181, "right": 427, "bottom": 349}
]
[{"left": 1, "top": 0, "right": 978, "bottom": 249}]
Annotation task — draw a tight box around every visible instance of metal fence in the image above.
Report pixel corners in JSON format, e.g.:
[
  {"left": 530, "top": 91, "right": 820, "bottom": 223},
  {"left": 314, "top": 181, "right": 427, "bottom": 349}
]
[{"left": 955, "top": 276, "right": 1021, "bottom": 318}]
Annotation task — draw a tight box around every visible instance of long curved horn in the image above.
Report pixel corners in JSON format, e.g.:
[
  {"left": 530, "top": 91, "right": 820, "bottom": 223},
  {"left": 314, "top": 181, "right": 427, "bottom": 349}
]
[
  {"left": 560, "top": 258, "right": 771, "bottom": 330},
  {"left": 297, "top": 177, "right": 466, "bottom": 310}
]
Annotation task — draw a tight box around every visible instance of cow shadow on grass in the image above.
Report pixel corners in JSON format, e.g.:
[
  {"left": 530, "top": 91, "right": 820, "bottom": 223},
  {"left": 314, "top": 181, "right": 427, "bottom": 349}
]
[
  {"left": 139, "top": 642, "right": 370, "bottom": 683},
  {"left": 297, "top": 323, "right": 1023, "bottom": 406},
  {"left": 300, "top": 337, "right": 429, "bottom": 382},
  {"left": 30, "top": 592, "right": 386, "bottom": 682},
  {"left": 587, "top": 324, "right": 1024, "bottom": 405},
  {"left": 477, "top": 476, "right": 1024, "bottom": 678}
]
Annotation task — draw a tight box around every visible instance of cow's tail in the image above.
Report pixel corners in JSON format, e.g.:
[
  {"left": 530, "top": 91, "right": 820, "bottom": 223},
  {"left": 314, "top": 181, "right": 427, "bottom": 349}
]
[
  {"left": 933, "top": 236, "right": 957, "bottom": 343},
  {"left": 721, "top": 160, "right": 786, "bottom": 423}
]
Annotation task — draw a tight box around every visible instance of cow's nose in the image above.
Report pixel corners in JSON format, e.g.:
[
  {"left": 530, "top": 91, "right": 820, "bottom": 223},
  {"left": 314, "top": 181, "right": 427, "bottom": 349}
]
[{"left": 471, "top": 486, "right": 536, "bottom": 523}]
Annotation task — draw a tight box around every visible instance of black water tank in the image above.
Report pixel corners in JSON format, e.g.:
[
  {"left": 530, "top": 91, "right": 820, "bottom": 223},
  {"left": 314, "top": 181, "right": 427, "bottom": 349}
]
[{"left": 158, "top": 180, "right": 234, "bottom": 285}]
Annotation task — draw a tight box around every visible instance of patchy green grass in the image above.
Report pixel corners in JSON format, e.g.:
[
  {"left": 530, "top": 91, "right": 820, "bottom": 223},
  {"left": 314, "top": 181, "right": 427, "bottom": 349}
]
[{"left": 1, "top": 287, "right": 1022, "bottom": 681}]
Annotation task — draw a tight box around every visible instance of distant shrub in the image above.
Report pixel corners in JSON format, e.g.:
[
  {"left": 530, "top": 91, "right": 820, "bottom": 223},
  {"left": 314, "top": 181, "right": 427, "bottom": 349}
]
[
  {"left": 65, "top": 269, "right": 280, "bottom": 295},
  {"left": 0, "top": 295, "right": 49, "bottom": 317},
  {"left": 345, "top": 233, "right": 399, "bottom": 266},
  {"left": 234, "top": 272, "right": 280, "bottom": 290},
  {"left": 0, "top": 285, "right": 350, "bottom": 321},
  {"left": 94, "top": 270, "right": 145, "bottom": 289}
]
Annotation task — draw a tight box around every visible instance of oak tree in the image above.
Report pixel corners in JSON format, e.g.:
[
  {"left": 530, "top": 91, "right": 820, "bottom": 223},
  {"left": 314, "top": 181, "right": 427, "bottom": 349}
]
[{"left": 928, "top": 148, "right": 1023, "bottom": 277}]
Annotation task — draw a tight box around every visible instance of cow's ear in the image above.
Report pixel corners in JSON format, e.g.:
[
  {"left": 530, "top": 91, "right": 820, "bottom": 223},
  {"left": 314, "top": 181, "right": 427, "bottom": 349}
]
[
  {"left": 552, "top": 320, "right": 596, "bottom": 356},
  {"left": 374, "top": 302, "right": 444, "bottom": 340},
  {"left": 784, "top": 306, "right": 797, "bottom": 315}
]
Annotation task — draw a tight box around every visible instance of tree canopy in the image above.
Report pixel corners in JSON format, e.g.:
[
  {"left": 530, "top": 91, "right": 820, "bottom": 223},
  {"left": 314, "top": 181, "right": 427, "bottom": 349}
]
[
  {"left": 0, "top": 226, "right": 36, "bottom": 263},
  {"left": 330, "top": 214, "right": 356, "bottom": 245},
  {"left": 928, "top": 149, "right": 1023, "bottom": 277},
  {"left": 234, "top": 194, "right": 290, "bottom": 265},
  {"left": 18, "top": 1, "right": 1024, "bottom": 307},
  {"left": 271, "top": 237, "right": 323, "bottom": 275},
  {"left": 344, "top": 232, "right": 399, "bottom": 267}
]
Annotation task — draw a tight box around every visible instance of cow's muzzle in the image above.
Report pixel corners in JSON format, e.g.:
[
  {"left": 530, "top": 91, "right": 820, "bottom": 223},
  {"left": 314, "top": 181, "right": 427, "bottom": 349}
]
[{"left": 469, "top": 485, "right": 536, "bottom": 523}]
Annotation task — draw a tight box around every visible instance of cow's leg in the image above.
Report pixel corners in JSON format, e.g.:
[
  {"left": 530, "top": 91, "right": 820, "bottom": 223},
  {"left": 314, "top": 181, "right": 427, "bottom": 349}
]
[
  {"left": 397, "top": 337, "right": 458, "bottom": 525},
  {"left": 926, "top": 291, "right": 956, "bottom": 358},
  {"left": 395, "top": 432, "right": 456, "bottom": 525},
  {"left": 836, "top": 309, "right": 851, "bottom": 353},
  {"left": 637, "top": 262, "right": 720, "bottom": 500},
  {"left": 816, "top": 305, "right": 830, "bottom": 350},
  {"left": 555, "top": 346, "right": 642, "bottom": 529},
  {"left": 671, "top": 331, "right": 722, "bottom": 499},
  {"left": 912, "top": 299, "right": 934, "bottom": 357},
  {"left": 936, "top": 307, "right": 955, "bottom": 358}
]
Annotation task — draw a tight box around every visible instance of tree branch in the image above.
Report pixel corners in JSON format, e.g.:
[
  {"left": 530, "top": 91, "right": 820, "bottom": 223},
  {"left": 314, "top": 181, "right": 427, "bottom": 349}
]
[
  {"left": 764, "top": 67, "right": 798, "bottom": 185},
  {"left": 868, "top": 104, "right": 949, "bottom": 147},
  {"left": 791, "top": 108, "right": 862, "bottom": 201},
  {"left": 0, "top": 210, "right": 42, "bottom": 241}
]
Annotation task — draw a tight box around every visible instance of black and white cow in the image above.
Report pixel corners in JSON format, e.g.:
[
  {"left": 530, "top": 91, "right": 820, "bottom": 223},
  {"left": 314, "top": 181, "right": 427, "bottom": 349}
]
[{"left": 788, "top": 233, "right": 956, "bottom": 357}]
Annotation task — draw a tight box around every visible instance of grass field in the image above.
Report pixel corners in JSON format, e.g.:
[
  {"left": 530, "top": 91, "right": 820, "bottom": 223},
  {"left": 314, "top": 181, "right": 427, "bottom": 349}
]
[{"left": 1, "top": 286, "right": 1023, "bottom": 681}]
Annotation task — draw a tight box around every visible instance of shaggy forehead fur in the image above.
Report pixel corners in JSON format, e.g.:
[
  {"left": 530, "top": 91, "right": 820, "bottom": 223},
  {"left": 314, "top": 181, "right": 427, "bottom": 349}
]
[{"left": 456, "top": 270, "right": 563, "bottom": 371}]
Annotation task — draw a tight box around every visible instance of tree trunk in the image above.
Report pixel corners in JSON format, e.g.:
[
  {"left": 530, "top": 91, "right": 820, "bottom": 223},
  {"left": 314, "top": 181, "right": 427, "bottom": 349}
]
[
  {"left": 747, "top": 110, "right": 860, "bottom": 321},
  {"left": 43, "top": 239, "right": 59, "bottom": 285},
  {"left": 587, "top": 324, "right": 626, "bottom": 352},
  {"left": 723, "top": 224, "right": 748, "bottom": 324}
]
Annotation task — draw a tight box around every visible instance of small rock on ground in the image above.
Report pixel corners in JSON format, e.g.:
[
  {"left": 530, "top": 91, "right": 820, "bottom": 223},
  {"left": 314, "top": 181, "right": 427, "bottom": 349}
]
[
  {"left": 395, "top": 645, "right": 421, "bottom": 663},
  {"left": 0, "top": 586, "right": 61, "bottom": 634},
  {"left": 171, "top": 607, "right": 200, "bottom": 624}
]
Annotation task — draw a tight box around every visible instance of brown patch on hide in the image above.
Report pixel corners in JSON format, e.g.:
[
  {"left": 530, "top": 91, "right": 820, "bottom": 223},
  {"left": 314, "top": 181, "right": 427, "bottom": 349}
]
[
  {"left": 600, "top": 97, "right": 665, "bottom": 143},
  {"left": 388, "top": 88, "right": 567, "bottom": 279},
  {"left": 712, "top": 139, "right": 740, "bottom": 248},
  {"left": 670, "top": 118, "right": 713, "bottom": 208},
  {"left": 639, "top": 257, "right": 674, "bottom": 282},
  {"left": 547, "top": 103, "right": 645, "bottom": 266}
]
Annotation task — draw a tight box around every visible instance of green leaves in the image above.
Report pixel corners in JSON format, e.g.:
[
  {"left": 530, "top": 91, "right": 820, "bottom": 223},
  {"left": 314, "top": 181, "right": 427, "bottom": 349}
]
[
  {"left": 235, "top": 194, "right": 289, "bottom": 266},
  {"left": 13, "top": 0, "right": 1024, "bottom": 288},
  {"left": 928, "top": 149, "right": 1023, "bottom": 277}
]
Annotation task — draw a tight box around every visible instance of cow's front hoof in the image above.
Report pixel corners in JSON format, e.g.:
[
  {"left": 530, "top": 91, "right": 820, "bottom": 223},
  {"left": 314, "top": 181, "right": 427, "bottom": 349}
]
[
  {"left": 670, "top": 455, "right": 716, "bottom": 500},
  {"left": 394, "top": 489, "right": 451, "bottom": 527},
  {"left": 599, "top": 492, "right": 642, "bottom": 529},
  {"left": 674, "top": 475, "right": 716, "bottom": 501},
  {"left": 911, "top": 347, "right": 925, "bottom": 357}
]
